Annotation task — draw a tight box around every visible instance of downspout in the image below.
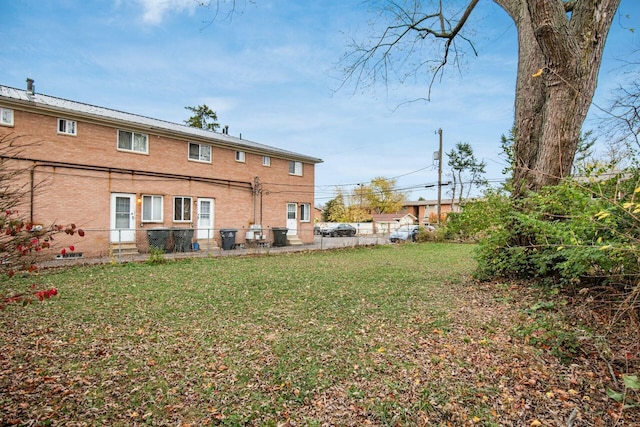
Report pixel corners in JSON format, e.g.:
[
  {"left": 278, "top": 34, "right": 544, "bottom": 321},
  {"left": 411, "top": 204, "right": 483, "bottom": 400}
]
[
  {"left": 30, "top": 166, "right": 35, "bottom": 223},
  {"left": 260, "top": 189, "right": 263, "bottom": 225},
  {"left": 253, "top": 176, "right": 258, "bottom": 224}
]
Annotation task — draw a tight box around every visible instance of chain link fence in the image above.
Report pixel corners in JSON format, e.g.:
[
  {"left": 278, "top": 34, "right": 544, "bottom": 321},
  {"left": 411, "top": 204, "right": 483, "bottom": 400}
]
[{"left": 42, "top": 226, "right": 393, "bottom": 265}]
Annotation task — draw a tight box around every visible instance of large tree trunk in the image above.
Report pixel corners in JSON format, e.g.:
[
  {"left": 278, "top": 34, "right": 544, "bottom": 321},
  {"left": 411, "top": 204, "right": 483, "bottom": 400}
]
[{"left": 495, "top": 0, "right": 620, "bottom": 196}]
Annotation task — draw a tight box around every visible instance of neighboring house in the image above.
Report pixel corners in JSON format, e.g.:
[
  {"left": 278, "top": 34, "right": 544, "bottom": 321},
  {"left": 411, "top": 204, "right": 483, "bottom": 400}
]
[
  {"left": 371, "top": 213, "right": 417, "bottom": 234},
  {"left": 313, "top": 206, "right": 323, "bottom": 223},
  {"left": 0, "top": 81, "right": 322, "bottom": 258},
  {"left": 402, "top": 199, "right": 454, "bottom": 225}
]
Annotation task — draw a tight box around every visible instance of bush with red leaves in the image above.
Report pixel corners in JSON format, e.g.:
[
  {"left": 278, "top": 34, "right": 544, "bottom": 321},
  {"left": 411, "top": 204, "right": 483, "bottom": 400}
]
[{"left": 1, "top": 210, "right": 83, "bottom": 309}]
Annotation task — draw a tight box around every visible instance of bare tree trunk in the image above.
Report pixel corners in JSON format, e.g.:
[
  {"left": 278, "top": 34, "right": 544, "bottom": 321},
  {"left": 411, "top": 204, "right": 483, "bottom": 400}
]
[{"left": 496, "top": 0, "right": 620, "bottom": 196}]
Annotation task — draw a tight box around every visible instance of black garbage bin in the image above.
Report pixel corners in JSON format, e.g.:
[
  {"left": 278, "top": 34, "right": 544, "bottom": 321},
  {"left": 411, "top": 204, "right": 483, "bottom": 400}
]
[
  {"left": 220, "top": 229, "right": 237, "bottom": 250},
  {"left": 172, "top": 228, "right": 194, "bottom": 252},
  {"left": 272, "top": 227, "right": 288, "bottom": 247},
  {"left": 147, "top": 228, "right": 171, "bottom": 251}
]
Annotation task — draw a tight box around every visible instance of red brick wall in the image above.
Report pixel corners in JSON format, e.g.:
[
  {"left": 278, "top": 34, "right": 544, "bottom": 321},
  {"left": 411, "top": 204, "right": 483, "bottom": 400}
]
[{"left": 0, "top": 104, "right": 317, "bottom": 257}]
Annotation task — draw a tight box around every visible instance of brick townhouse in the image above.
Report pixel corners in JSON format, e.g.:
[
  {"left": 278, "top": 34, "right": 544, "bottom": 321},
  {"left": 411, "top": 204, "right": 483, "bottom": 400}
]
[{"left": 0, "top": 80, "right": 322, "bottom": 258}]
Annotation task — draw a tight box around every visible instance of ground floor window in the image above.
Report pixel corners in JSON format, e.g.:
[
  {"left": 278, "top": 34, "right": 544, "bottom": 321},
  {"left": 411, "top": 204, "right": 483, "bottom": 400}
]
[
  {"left": 174, "top": 196, "right": 192, "bottom": 222},
  {"left": 142, "top": 195, "right": 163, "bottom": 222},
  {"left": 300, "top": 203, "right": 310, "bottom": 222}
]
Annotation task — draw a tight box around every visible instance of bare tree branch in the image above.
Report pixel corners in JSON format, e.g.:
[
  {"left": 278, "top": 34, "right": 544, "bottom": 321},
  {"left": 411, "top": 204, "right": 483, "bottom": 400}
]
[{"left": 338, "top": 0, "right": 480, "bottom": 100}]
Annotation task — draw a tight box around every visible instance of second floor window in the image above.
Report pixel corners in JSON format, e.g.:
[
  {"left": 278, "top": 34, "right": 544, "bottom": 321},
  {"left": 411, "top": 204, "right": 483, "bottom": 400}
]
[
  {"left": 235, "top": 151, "right": 245, "bottom": 162},
  {"left": 262, "top": 156, "right": 271, "bottom": 166},
  {"left": 174, "top": 196, "right": 192, "bottom": 222},
  {"left": 142, "top": 195, "right": 163, "bottom": 222},
  {"left": 0, "top": 107, "right": 14, "bottom": 126},
  {"left": 289, "top": 161, "right": 303, "bottom": 176},
  {"left": 189, "top": 142, "right": 211, "bottom": 162},
  {"left": 118, "top": 130, "right": 148, "bottom": 153},
  {"left": 57, "top": 118, "right": 77, "bottom": 135}
]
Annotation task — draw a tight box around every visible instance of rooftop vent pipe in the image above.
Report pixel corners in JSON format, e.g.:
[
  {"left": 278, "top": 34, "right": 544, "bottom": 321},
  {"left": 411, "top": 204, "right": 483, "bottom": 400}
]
[{"left": 26, "top": 78, "right": 35, "bottom": 95}]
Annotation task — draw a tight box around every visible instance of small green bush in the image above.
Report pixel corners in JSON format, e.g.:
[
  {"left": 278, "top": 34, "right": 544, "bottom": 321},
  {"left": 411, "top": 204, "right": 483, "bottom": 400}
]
[{"left": 146, "top": 246, "right": 166, "bottom": 265}]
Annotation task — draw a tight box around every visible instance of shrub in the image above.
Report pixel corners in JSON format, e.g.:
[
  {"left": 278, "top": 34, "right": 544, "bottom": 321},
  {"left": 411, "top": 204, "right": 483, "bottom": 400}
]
[
  {"left": 444, "top": 189, "right": 512, "bottom": 242},
  {"left": 472, "top": 170, "right": 640, "bottom": 308}
]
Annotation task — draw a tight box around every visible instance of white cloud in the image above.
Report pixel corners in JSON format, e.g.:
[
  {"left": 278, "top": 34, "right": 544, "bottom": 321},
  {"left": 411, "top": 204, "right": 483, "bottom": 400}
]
[{"left": 134, "top": 0, "right": 197, "bottom": 24}]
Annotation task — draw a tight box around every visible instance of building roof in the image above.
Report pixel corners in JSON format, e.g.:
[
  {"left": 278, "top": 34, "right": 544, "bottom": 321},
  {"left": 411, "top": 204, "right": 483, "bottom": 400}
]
[
  {"left": 0, "top": 84, "right": 322, "bottom": 164},
  {"left": 403, "top": 199, "right": 455, "bottom": 206}
]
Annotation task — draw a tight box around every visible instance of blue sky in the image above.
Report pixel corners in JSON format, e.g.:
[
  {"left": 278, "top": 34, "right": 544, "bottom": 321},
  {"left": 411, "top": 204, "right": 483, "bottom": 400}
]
[{"left": 1, "top": 0, "right": 638, "bottom": 205}]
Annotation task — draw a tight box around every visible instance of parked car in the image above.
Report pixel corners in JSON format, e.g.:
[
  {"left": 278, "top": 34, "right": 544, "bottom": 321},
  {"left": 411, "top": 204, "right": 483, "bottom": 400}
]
[
  {"left": 314, "top": 225, "right": 322, "bottom": 235},
  {"left": 322, "top": 223, "right": 356, "bottom": 237},
  {"left": 389, "top": 225, "right": 420, "bottom": 243}
]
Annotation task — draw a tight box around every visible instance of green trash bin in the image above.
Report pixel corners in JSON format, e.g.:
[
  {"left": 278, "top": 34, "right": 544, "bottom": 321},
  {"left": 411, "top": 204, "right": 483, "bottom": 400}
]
[
  {"left": 147, "top": 228, "right": 171, "bottom": 251},
  {"left": 220, "top": 229, "right": 237, "bottom": 250},
  {"left": 172, "top": 228, "right": 194, "bottom": 252},
  {"left": 272, "top": 227, "right": 288, "bottom": 247}
]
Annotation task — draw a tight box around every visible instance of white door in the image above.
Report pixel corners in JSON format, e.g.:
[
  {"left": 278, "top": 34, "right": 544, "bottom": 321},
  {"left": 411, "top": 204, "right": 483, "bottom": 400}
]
[
  {"left": 110, "top": 193, "right": 136, "bottom": 243},
  {"left": 286, "top": 203, "right": 297, "bottom": 235},
  {"left": 196, "top": 198, "right": 214, "bottom": 240}
]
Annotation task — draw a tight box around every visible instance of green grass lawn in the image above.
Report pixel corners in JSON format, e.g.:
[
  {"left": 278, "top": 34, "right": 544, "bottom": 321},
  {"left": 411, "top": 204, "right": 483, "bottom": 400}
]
[{"left": 1, "top": 243, "right": 633, "bottom": 426}]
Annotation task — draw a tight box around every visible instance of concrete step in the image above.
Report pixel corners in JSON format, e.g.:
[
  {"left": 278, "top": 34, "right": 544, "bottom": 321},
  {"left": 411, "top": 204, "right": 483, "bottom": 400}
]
[
  {"left": 287, "top": 235, "right": 304, "bottom": 246},
  {"left": 196, "top": 239, "right": 220, "bottom": 252},
  {"left": 109, "top": 242, "right": 139, "bottom": 256}
]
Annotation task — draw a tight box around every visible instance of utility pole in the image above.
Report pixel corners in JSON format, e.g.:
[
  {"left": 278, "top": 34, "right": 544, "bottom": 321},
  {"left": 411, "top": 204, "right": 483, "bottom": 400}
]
[{"left": 436, "top": 128, "right": 443, "bottom": 225}]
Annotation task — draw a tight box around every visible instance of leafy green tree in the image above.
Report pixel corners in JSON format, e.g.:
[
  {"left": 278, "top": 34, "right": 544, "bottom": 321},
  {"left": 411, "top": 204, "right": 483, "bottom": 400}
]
[
  {"left": 184, "top": 104, "right": 220, "bottom": 132},
  {"left": 446, "top": 142, "right": 487, "bottom": 208},
  {"left": 322, "top": 193, "right": 347, "bottom": 222},
  {"left": 360, "top": 177, "right": 405, "bottom": 215}
]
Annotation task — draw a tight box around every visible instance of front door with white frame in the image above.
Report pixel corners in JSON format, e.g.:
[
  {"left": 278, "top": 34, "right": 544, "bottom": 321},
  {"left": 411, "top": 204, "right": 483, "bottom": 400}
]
[
  {"left": 110, "top": 193, "right": 136, "bottom": 243},
  {"left": 196, "top": 198, "right": 215, "bottom": 240},
  {"left": 286, "top": 203, "right": 297, "bottom": 235}
]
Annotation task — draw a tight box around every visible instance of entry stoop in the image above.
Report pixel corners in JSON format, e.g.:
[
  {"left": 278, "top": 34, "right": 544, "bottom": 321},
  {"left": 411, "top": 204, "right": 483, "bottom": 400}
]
[
  {"left": 109, "top": 242, "right": 139, "bottom": 257},
  {"left": 286, "top": 235, "right": 304, "bottom": 246},
  {"left": 196, "top": 239, "right": 220, "bottom": 252}
]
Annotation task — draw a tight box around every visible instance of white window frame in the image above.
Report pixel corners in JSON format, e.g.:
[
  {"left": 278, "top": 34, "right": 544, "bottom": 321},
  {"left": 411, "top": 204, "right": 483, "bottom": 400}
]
[
  {"left": 262, "top": 156, "right": 271, "bottom": 167},
  {"left": 0, "top": 107, "right": 14, "bottom": 126},
  {"left": 117, "top": 129, "right": 148, "bottom": 154},
  {"left": 289, "top": 161, "right": 303, "bottom": 176},
  {"left": 173, "top": 196, "right": 192, "bottom": 222},
  {"left": 57, "top": 118, "right": 77, "bottom": 136},
  {"left": 188, "top": 142, "right": 212, "bottom": 163},
  {"left": 142, "top": 195, "right": 163, "bottom": 222},
  {"left": 300, "top": 203, "right": 311, "bottom": 222},
  {"left": 235, "top": 150, "right": 245, "bottom": 163}
]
